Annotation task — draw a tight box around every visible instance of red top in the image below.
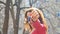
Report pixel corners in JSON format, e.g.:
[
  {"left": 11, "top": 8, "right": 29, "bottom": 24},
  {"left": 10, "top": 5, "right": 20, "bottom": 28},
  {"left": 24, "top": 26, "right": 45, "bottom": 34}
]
[{"left": 31, "top": 19, "right": 46, "bottom": 34}]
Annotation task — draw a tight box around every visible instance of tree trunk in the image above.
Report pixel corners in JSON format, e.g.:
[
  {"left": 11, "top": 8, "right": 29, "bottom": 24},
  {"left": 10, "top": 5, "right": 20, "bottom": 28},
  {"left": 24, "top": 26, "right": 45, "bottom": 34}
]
[
  {"left": 13, "top": 0, "right": 20, "bottom": 34},
  {"left": 3, "top": 0, "right": 10, "bottom": 34}
]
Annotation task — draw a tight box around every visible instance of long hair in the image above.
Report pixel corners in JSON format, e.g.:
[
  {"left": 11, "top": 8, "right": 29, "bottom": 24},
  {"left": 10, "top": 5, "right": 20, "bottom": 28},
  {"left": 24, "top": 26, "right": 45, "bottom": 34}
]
[
  {"left": 24, "top": 8, "right": 47, "bottom": 32},
  {"left": 25, "top": 8, "right": 44, "bottom": 24}
]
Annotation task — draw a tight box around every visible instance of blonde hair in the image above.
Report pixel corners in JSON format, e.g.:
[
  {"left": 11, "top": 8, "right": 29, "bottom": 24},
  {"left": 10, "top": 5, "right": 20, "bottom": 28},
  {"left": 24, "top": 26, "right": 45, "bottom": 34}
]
[
  {"left": 25, "top": 7, "right": 44, "bottom": 24},
  {"left": 24, "top": 7, "right": 48, "bottom": 33}
]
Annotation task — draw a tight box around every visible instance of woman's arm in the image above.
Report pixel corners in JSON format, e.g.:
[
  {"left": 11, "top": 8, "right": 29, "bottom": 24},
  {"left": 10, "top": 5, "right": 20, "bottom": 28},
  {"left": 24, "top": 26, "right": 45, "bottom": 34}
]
[{"left": 37, "top": 9, "right": 48, "bottom": 34}]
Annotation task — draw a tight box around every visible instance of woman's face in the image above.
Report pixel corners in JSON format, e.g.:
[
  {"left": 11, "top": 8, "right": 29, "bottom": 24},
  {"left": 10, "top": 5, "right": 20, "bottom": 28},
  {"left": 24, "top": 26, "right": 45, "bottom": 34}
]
[{"left": 27, "top": 10, "right": 39, "bottom": 21}]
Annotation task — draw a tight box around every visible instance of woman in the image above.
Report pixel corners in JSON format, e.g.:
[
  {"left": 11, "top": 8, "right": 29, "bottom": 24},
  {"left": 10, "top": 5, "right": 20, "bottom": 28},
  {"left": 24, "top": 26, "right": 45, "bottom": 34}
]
[{"left": 24, "top": 8, "right": 48, "bottom": 34}]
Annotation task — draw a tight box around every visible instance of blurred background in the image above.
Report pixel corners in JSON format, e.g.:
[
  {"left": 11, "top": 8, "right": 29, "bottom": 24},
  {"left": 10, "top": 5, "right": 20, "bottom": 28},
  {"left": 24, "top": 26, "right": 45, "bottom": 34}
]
[{"left": 0, "top": 0, "right": 60, "bottom": 34}]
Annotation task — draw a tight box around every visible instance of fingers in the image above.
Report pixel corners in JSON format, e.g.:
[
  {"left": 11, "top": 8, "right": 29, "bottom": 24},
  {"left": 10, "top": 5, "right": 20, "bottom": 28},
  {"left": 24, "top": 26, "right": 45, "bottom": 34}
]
[
  {"left": 30, "top": 11, "right": 39, "bottom": 21},
  {"left": 31, "top": 11, "right": 36, "bottom": 17},
  {"left": 31, "top": 11, "right": 37, "bottom": 18}
]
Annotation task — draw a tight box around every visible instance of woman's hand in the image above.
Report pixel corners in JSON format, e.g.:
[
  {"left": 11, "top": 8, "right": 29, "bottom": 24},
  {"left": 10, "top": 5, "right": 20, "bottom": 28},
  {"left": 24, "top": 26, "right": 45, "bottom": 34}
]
[
  {"left": 30, "top": 10, "right": 39, "bottom": 21},
  {"left": 27, "top": 10, "right": 39, "bottom": 22}
]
